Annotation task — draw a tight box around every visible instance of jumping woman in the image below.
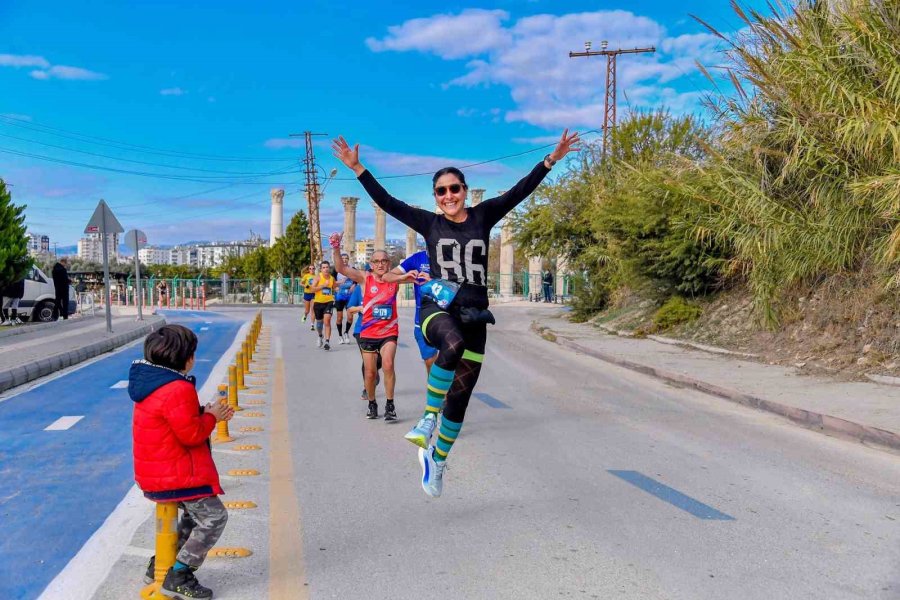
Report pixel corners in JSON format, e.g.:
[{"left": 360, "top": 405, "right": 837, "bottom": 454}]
[{"left": 333, "top": 130, "right": 580, "bottom": 497}]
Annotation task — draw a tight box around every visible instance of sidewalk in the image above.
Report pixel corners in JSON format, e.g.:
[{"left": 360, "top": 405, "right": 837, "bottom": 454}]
[
  {"left": 0, "top": 314, "right": 166, "bottom": 394},
  {"left": 529, "top": 308, "right": 900, "bottom": 453}
]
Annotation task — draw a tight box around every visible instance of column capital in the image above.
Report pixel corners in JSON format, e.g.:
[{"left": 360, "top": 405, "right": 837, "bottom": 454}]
[
  {"left": 341, "top": 196, "right": 358, "bottom": 210},
  {"left": 270, "top": 188, "right": 284, "bottom": 204},
  {"left": 371, "top": 201, "right": 385, "bottom": 215}
]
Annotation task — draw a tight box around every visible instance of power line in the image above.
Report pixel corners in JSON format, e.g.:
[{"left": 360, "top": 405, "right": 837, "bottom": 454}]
[
  {"left": 0, "top": 131, "right": 302, "bottom": 176},
  {"left": 0, "top": 114, "right": 295, "bottom": 163}
]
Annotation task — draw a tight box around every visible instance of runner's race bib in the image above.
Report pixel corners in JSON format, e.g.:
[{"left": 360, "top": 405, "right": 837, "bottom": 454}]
[
  {"left": 373, "top": 304, "right": 393, "bottom": 320},
  {"left": 421, "top": 279, "right": 460, "bottom": 309},
  {"left": 321, "top": 287, "right": 332, "bottom": 296}
]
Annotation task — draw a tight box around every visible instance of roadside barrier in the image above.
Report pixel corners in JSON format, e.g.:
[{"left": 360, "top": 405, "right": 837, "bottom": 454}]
[
  {"left": 235, "top": 351, "right": 246, "bottom": 390},
  {"left": 139, "top": 502, "right": 178, "bottom": 599},
  {"left": 213, "top": 384, "right": 233, "bottom": 443},
  {"left": 228, "top": 365, "right": 242, "bottom": 411}
]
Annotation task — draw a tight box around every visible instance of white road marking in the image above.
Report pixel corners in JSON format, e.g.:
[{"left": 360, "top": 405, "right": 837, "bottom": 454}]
[
  {"left": 110, "top": 381, "right": 128, "bottom": 389},
  {"left": 44, "top": 416, "right": 85, "bottom": 431},
  {"left": 201, "top": 327, "right": 209, "bottom": 331}
]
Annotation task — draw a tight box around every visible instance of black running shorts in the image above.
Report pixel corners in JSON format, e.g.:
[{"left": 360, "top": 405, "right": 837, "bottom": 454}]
[
  {"left": 357, "top": 336, "right": 398, "bottom": 353},
  {"left": 313, "top": 301, "right": 334, "bottom": 320}
]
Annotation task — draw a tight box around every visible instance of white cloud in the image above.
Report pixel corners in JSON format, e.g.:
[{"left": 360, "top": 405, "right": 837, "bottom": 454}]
[
  {"left": 160, "top": 87, "right": 187, "bottom": 96},
  {"left": 368, "top": 10, "right": 728, "bottom": 129},
  {"left": 29, "top": 65, "right": 107, "bottom": 81},
  {"left": 0, "top": 113, "right": 33, "bottom": 122},
  {"left": 363, "top": 145, "right": 509, "bottom": 177},
  {"left": 366, "top": 9, "right": 512, "bottom": 60},
  {"left": 264, "top": 138, "right": 304, "bottom": 149},
  {"left": 0, "top": 54, "right": 50, "bottom": 68}
]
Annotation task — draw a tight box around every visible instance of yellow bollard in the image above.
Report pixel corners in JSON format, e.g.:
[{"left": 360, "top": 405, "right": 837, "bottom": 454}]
[
  {"left": 139, "top": 502, "right": 178, "bottom": 598},
  {"left": 242, "top": 341, "right": 251, "bottom": 374},
  {"left": 212, "top": 384, "right": 233, "bottom": 443},
  {"left": 236, "top": 352, "right": 247, "bottom": 390},
  {"left": 228, "top": 365, "right": 243, "bottom": 411},
  {"left": 246, "top": 336, "right": 253, "bottom": 363}
]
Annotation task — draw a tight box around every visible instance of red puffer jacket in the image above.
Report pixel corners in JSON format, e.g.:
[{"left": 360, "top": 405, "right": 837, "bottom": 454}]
[{"left": 129, "top": 360, "right": 223, "bottom": 501}]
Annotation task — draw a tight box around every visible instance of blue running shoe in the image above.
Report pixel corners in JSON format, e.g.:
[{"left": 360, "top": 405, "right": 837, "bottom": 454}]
[
  {"left": 418, "top": 445, "right": 446, "bottom": 498},
  {"left": 404, "top": 413, "right": 437, "bottom": 449}
]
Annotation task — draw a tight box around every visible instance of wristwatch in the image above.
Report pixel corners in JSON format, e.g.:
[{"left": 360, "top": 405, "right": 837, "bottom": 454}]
[{"left": 543, "top": 154, "right": 557, "bottom": 168}]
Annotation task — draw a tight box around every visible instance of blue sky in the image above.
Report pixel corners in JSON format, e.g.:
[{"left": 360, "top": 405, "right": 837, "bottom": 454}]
[{"left": 1, "top": 0, "right": 760, "bottom": 249}]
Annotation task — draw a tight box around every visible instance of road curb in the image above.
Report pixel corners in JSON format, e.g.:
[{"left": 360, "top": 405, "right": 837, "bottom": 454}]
[
  {"left": 0, "top": 317, "right": 167, "bottom": 394},
  {"left": 531, "top": 322, "right": 900, "bottom": 453}
]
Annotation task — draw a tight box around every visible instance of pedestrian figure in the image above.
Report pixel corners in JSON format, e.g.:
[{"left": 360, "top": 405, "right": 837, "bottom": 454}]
[
  {"left": 129, "top": 324, "right": 233, "bottom": 599},
  {"left": 542, "top": 269, "right": 554, "bottom": 303},
  {"left": 157, "top": 280, "right": 168, "bottom": 308},
  {"left": 52, "top": 257, "right": 71, "bottom": 320},
  {"left": 1, "top": 277, "right": 25, "bottom": 325}
]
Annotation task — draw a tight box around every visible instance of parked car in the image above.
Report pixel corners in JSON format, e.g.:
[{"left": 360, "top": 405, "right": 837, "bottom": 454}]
[{"left": 18, "top": 265, "right": 76, "bottom": 322}]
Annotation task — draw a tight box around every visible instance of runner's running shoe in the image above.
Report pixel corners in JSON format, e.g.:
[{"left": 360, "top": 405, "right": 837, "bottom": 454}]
[
  {"left": 310, "top": 323, "right": 315, "bottom": 331},
  {"left": 317, "top": 337, "right": 323, "bottom": 348},
  {"left": 323, "top": 340, "right": 330, "bottom": 351},
  {"left": 418, "top": 445, "right": 446, "bottom": 498},
  {"left": 404, "top": 413, "right": 436, "bottom": 449},
  {"left": 366, "top": 400, "right": 379, "bottom": 419},
  {"left": 384, "top": 400, "right": 397, "bottom": 421}
]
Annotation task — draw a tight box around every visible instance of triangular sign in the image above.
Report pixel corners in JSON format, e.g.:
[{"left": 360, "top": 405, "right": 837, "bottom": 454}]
[{"left": 84, "top": 199, "right": 125, "bottom": 235}]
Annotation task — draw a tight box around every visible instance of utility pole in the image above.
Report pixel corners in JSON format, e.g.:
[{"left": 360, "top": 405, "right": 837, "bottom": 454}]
[
  {"left": 569, "top": 41, "right": 656, "bottom": 157},
  {"left": 289, "top": 131, "right": 328, "bottom": 265}
]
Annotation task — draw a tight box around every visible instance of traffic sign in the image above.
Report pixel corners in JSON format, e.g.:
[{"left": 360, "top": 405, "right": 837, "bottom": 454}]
[
  {"left": 84, "top": 199, "right": 124, "bottom": 235},
  {"left": 125, "top": 229, "right": 147, "bottom": 252}
]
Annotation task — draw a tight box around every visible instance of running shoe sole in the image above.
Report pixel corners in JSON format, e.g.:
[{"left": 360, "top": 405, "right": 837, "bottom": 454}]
[{"left": 404, "top": 429, "right": 429, "bottom": 449}]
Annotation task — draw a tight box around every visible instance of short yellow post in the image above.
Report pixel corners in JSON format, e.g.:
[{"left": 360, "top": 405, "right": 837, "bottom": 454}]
[
  {"left": 246, "top": 336, "right": 253, "bottom": 363},
  {"left": 139, "top": 502, "right": 178, "bottom": 598},
  {"left": 212, "top": 384, "right": 233, "bottom": 443},
  {"left": 228, "top": 365, "right": 242, "bottom": 411},
  {"left": 236, "top": 352, "right": 246, "bottom": 390},
  {"left": 242, "top": 341, "right": 251, "bottom": 374}
]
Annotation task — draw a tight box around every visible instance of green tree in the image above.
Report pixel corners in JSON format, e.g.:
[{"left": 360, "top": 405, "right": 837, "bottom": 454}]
[
  {"left": 0, "top": 179, "right": 32, "bottom": 290},
  {"left": 243, "top": 246, "right": 272, "bottom": 303},
  {"left": 270, "top": 210, "right": 311, "bottom": 301}
]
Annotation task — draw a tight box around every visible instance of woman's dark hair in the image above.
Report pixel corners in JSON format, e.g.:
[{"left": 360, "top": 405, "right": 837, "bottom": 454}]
[
  {"left": 144, "top": 324, "right": 198, "bottom": 371},
  {"left": 432, "top": 167, "right": 467, "bottom": 188}
]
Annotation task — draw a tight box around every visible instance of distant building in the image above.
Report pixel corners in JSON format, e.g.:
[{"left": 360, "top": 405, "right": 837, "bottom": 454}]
[
  {"left": 78, "top": 233, "right": 119, "bottom": 263},
  {"left": 26, "top": 232, "right": 51, "bottom": 258},
  {"left": 169, "top": 246, "right": 199, "bottom": 267},
  {"left": 138, "top": 246, "right": 170, "bottom": 265},
  {"left": 196, "top": 240, "right": 262, "bottom": 268}
]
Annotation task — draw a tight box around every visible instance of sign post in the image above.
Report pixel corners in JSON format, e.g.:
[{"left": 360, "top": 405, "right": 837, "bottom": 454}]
[
  {"left": 125, "top": 229, "right": 148, "bottom": 320},
  {"left": 85, "top": 200, "right": 124, "bottom": 333}
]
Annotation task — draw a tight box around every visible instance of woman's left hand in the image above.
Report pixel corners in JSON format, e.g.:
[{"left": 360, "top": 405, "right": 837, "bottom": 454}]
[{"left": 549, "top": 129, "right": 582, "bottom": 162}]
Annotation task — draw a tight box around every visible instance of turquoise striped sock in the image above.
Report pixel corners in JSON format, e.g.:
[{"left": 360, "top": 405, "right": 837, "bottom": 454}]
[
  {"left": 425, "top": 365, "right": 455, "bottom": 416},
  {"left": 434, "top": 416, "right": 462, "bottom": 462}
]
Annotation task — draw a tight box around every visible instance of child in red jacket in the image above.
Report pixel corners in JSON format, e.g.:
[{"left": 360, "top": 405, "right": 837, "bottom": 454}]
[{"left": 129, "top": 324, "right": 233, "bottom": 599}]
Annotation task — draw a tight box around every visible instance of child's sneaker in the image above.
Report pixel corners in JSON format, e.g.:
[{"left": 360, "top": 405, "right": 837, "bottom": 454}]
[
  {"left": 143, "top": 555, "right": 155, "bottom": 584},
  {"left": 162, "top": 566, "right": 213, "bottom": 599}
]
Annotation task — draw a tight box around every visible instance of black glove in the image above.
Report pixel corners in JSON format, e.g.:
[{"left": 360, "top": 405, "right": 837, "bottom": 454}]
[{"left": 459, "top": 307, "right": 496, "bottom": 325}]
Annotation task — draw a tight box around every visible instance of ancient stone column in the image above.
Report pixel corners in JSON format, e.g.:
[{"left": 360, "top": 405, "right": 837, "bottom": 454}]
[
  {"left": 528, "top": 255, "right": 543, "bottom": 299},
  {"left": 341, "top": 197, "right": 358, "bottom": 263},
  {"left": 499, "top": 217, "right": 515, "bottom": 298},
  {"left": 406, "top": 228, "right": 417, "bottom": 257},
  {"left": 470, "top": 188, "right": 485, "bottom": 207},
  {"left": 556, "top": 255, "right": 570, "bottom": 298},
  {"left": 373, "top": 202, "right": 386, "bottom": 250},
  {"left": 269, "top": 189, "right": 284, "bottom": 248}
]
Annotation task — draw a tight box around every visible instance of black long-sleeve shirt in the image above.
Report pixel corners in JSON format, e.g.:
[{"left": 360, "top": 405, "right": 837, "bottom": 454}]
[{"left": 358, "top": 161, "right": 550, "bottom": 306}]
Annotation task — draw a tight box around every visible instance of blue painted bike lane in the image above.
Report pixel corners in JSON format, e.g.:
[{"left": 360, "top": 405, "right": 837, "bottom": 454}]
[{"left": 0, "top": 311, "right": 242, "bottom": 600}]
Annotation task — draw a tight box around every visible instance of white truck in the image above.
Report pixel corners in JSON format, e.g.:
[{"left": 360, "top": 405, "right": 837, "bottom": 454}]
[{"left": 17, "top": 265, "right": 77, "bottom": 322}]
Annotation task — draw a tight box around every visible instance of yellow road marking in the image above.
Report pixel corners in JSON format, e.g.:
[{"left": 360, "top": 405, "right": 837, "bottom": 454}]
[{"left": 269, "top": 351, "right": 308, "bottom": 598}]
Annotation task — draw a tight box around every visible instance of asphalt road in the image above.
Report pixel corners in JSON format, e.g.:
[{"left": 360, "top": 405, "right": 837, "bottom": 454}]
[{"left": 274, "top": 305, "right": 900, "bottom": 600}]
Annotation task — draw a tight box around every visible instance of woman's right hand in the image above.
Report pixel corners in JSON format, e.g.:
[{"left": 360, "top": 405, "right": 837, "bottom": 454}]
[{"left": 332, "top": 136, "right": 365, "bottom": 175}]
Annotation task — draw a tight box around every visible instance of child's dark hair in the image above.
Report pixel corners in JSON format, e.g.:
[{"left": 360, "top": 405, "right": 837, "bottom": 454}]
[
  {"left": 144, "top": 324, "right": 198, "bottom": 371},
  {"left": 432, "top": 167, "right": 467, "bottom": 188}
]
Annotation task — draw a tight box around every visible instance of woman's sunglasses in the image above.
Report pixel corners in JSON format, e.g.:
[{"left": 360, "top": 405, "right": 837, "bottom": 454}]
[{"left": 434, "top": 183, "right": 463, "bottom": 196}]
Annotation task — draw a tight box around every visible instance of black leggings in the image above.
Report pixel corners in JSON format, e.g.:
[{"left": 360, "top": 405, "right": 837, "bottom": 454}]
[{"left": 421, "top": 299, "right": 486, "bottom": 423}]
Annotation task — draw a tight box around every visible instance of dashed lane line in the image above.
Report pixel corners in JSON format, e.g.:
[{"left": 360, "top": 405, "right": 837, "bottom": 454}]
[{"left": 44, "top": 416, "right": 85, "bottom": 431}]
